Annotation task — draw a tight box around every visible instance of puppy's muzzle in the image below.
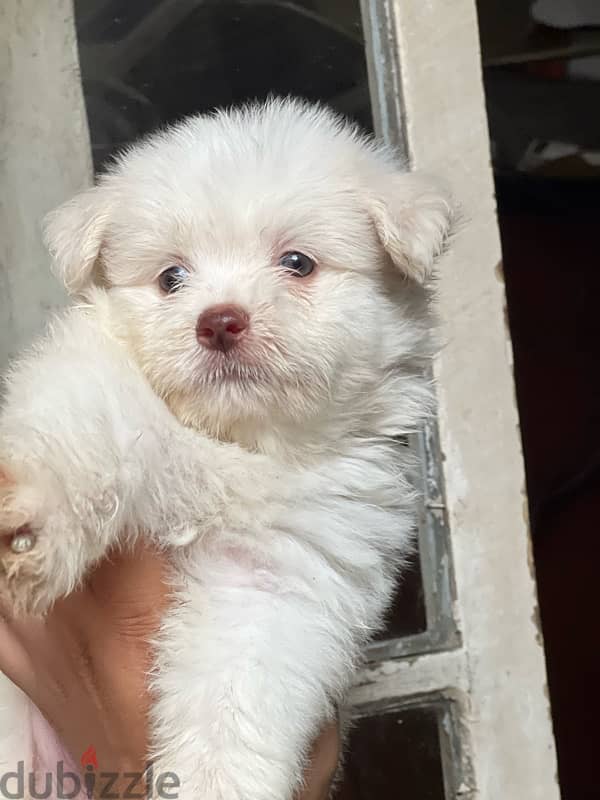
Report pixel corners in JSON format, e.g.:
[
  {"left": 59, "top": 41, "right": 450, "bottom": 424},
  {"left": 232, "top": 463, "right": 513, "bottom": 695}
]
[{"left": 196, "top": 304, "right": 250, "bottom": 353}]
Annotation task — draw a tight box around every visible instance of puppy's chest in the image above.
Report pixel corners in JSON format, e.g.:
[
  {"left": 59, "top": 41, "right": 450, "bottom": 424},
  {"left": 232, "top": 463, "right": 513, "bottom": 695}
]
[{"left": 189, "top": 453, "right": 406, "bottom": 584}]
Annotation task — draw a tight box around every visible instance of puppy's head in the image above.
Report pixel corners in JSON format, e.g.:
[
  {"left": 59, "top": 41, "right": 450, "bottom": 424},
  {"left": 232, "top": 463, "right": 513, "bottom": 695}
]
[{"left": 45, "top": 99, "right": 454, "bottom": 442}]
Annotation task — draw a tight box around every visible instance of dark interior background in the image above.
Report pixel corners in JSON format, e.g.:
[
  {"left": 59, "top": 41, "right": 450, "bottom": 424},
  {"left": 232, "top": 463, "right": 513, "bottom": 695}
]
[{"left": 479, "top": 2, "right": 600, "bottom": 797}]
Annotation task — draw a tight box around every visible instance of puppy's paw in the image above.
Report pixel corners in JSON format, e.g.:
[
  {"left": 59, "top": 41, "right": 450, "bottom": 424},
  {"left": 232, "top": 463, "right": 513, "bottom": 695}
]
[{"left": 0, "top": 467, "right": 77, "bottom": 615}]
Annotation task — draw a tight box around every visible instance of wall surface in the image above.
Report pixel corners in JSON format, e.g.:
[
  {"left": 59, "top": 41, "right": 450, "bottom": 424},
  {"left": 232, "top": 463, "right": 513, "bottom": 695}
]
[{"left": 0, "top": 0, "right": 92, "bottom": 371}]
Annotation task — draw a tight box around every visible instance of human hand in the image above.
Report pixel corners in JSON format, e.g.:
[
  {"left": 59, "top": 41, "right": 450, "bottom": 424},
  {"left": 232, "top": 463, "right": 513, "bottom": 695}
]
[{"left": 0, "top": 541, "right": 339, "bottom": 798}]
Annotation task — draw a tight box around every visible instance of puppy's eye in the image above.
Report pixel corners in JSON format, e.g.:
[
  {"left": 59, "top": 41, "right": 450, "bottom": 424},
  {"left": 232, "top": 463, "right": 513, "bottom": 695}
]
[
  {"left": 158, "top": 265, "right": 189, "bottom": 294},
  {"left": 278, "top": 251, "right": 315, "bottom": 278}
]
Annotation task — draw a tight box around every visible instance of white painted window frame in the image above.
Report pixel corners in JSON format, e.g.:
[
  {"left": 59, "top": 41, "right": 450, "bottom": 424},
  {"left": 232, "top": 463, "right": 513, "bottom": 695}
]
[
  {"left": 356, "top": 2, "right": 560, "bottom": 798},
  {"left": 1, "top": 1, "right": 559, "bottom": 797}
]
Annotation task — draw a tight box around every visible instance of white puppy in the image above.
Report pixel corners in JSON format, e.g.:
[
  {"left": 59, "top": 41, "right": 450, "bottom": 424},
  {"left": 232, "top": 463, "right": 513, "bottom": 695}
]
[{"left": 0, "top": 99, "right": 453, "bottom": 799}]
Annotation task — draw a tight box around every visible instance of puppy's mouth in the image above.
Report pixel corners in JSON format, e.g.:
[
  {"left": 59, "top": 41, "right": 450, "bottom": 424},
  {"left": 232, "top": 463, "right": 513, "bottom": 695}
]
[
  {"left": 204, "top": 359, "right": 257, "bottom": 382},
  {"left": 198, "top": 345, "right": 272, "bottom": 386}
]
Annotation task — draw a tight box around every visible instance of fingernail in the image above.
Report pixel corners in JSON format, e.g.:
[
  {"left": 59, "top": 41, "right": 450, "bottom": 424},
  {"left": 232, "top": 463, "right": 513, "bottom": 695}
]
[{"left": 11, "top": 531, "right": 36, "bottom": 554}]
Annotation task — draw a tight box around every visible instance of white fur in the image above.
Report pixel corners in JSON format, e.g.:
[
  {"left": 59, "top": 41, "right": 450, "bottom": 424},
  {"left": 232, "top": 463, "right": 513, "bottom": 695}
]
[{"left": 0, "top": 99, "right": 453, "bottom": 799}]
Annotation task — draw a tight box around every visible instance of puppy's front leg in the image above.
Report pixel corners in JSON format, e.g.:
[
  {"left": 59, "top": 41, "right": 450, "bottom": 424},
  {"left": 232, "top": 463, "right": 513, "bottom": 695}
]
[
  {"left": 0, "top": 316, "right": 141, "bottom": 614},
  {"left": 150, "top": 560, "right": 352, "bottom": 800},
  {"left": 0, "top": 308, "right": 245, "bottom": 614}
]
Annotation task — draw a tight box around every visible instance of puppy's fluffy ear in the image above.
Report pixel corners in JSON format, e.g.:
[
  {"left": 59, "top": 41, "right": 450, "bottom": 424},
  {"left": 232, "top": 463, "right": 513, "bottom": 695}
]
[
  {"left": 368, "top": 172, "right": 455, "bottom": 283},
  {"left": 43, "top": 186, "right": 110, "bottom": 295}
]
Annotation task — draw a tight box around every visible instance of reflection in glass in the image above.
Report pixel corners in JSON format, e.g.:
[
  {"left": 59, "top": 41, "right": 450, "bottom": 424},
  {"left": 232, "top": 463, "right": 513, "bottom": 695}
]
[{"left": 75, "top": 0, "right": 371, "bottom": 168}]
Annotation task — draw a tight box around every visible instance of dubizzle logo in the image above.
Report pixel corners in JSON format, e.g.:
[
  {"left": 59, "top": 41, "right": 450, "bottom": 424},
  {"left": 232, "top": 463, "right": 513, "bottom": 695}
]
[
  {"left": 80, "top": 746, "right": 99, "bottom": 771},
  {"left": 0, "top": 745, "right": 180, "bottom": 799},
  {"left": 80, "top": 746, "right": 99, "bottom": 799}
]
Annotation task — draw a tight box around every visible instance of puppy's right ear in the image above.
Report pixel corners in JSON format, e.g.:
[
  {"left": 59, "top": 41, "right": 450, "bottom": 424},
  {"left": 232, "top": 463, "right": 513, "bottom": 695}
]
[
  {"left": 367, "top": 171, "right": 455, "bottom": 284},
  {"left": 43, "top": 185, "right": 111, "bottom": 296}
]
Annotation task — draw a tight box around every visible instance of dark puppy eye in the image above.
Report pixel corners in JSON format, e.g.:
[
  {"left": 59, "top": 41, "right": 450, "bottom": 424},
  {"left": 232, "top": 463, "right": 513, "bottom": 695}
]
[
  {"left": 158, "top": 265, "right": 189, "bottom": 294},
  {"left": 278, "top": 251, "right": 315, "bottom": 278}
]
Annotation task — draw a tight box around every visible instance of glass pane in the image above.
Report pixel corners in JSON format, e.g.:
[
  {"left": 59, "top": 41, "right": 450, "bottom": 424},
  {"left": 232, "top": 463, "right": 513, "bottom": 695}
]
[
  {"left": 75, "top": 0, "right": 372, "bottom": 169},
  {"left": 335, "top": 705, "right": 446, "bottom": 800},
  {"left": 74, "top": 0, "right": 432, "bottom": 641},
  {"left": 378, "top": 556, "right": 427, "bottom": 639}
]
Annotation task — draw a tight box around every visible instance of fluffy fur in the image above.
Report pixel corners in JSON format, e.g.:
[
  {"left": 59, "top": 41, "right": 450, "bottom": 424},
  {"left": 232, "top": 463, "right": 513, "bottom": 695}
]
[{"left": 0, "top": 99, "right": 453, "bottom": 799}]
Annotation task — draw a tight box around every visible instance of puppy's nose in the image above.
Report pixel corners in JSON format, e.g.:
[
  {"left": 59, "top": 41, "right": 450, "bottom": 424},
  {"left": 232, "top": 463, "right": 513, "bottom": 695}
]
[{"left": 196, "top": 304, "right": 249, "bottom": 352}]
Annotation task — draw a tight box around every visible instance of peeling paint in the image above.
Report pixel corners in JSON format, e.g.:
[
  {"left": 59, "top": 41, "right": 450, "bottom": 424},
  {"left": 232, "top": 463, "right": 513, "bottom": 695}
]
[
  {"left": 522, "top": 491, "right": 532, "bottom": 530},
  {"left": 530, "top": 608, "right": 544, "bottom": 648},
  {"left": 502, "top": 303, "right": 511, "bottom": 335},
  {"left": 524, "top": 509, "right": 537, "bottom": 584}
]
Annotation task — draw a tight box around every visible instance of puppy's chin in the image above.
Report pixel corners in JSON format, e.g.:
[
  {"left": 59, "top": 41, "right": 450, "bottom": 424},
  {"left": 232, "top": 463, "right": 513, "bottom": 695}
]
[
  {"left": 196, "top": 350, "right": 270, "bottom": 385},
  {"left": 160, "top": 362, "right": 328, "bottom": 444}
]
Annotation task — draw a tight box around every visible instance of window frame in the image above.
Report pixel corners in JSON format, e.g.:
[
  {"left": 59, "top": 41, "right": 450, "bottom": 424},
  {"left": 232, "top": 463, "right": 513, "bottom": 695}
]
[{"left": 356, "top": 2, "right": 560, "bottom": 798}]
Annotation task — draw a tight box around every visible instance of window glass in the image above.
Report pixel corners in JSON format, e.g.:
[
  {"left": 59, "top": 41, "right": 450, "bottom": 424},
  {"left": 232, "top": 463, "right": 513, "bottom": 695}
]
[{"left": 335, "top": 705, "right": 446, "bottom": 800}]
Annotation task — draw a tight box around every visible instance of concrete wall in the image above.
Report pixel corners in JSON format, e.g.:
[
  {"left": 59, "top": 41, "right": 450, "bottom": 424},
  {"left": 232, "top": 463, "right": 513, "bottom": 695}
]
[{"left": 0, "top": 0, "right": 92, "bottom": 371}]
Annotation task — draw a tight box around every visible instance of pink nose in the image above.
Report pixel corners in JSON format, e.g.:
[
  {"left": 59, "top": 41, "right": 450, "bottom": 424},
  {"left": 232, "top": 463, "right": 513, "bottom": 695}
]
[{"left": 196, "top": 304, "right": 249, "bottom": 352}]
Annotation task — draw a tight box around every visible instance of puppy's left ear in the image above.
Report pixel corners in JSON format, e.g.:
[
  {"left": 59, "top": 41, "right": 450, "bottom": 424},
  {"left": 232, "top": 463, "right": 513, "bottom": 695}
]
[
  {"left": 43, "top": 184, "right": 111, "bottom": 296},
  {"left": 367, "top": 171, "right": 455, "bottom": 283}
]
